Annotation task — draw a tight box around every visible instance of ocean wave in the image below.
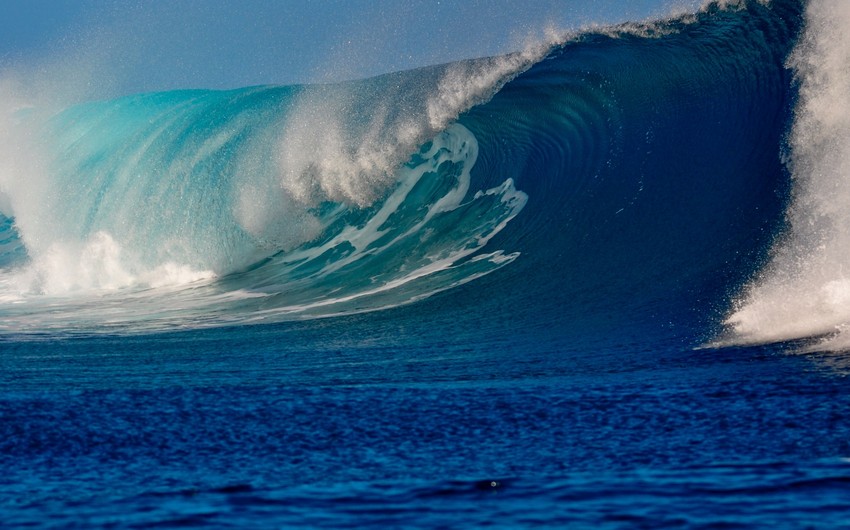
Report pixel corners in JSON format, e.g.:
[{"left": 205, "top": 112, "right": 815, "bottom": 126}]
[{"left": 0, "top": 0, "right": 816, "bottom": 341}]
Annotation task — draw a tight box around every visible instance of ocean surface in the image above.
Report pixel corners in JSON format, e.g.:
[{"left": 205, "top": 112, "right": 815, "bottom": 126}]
[{"left": 3, "top": 0, "right": 850, "bottom": 527}]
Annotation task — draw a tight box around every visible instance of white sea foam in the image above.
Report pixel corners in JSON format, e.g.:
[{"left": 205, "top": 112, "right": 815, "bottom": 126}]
[
  {"left": 426, "top": 30, "right": 559, "bottom": 131},
  {"left": 274, "top": 30, "right": 560, "bottom": 210},
  {"left": 725, "top": 0, "right": 850, "bottom": 350},
  {"left": 0, "top": 79, "right": 218, "bottom": 298},
  {"left": 4, "top": 231, "right": 214, "bottom": 296},
  {"left": 702, "top": 0, "right": 769, "bottom": 11},
  {"left": 273, "top": 123, "right": 525, "bottom": 280}
]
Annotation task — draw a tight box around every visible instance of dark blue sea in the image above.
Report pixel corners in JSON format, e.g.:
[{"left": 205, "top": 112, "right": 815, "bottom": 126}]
[{"left": 3, "top": 0, "right": 850, "bottom": 527}]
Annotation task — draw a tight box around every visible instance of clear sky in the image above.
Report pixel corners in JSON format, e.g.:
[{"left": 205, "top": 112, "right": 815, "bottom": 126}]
[{"left": 0, "top": 0, "right": 701, "bottom": 95}]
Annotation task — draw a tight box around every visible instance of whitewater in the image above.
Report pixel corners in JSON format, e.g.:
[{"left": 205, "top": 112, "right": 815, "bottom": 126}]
[
  {"left": 723, "top": 0, "right": 850, "bottom": 350},
  {"left": 3, "top": 0, "right": 850, "bottom": 528}
]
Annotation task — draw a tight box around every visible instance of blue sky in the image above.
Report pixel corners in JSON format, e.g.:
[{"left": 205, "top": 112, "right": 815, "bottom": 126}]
[{"left": 1, "top": 0, "right": 700, "bottom": 94}]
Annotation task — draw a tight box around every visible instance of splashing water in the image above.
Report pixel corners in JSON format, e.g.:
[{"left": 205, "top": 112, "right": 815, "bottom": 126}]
[{"left": 725, "top": 0, "right": 850, "bottom": 350}]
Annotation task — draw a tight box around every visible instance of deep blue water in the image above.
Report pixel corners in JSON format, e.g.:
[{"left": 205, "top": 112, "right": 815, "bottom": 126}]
[
  {"left": 4, "top": 0, "right": 850, "bottom": 527},
  {"left": 4, "top": 323, "right": 850, "bottom": 527}
]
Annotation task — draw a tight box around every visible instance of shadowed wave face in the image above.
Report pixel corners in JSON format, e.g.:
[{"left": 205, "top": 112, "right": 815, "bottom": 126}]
[{"left": 0, "top": 0, "right": 811, "bottom": 349}]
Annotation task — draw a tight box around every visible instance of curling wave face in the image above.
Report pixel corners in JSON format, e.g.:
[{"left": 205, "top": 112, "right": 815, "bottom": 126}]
[
  {"left": 0, "top": 0, "right": 820, "bottom": 346},
  {"left": 0, "top": 58, "right": 539, "bottom": 333}
]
